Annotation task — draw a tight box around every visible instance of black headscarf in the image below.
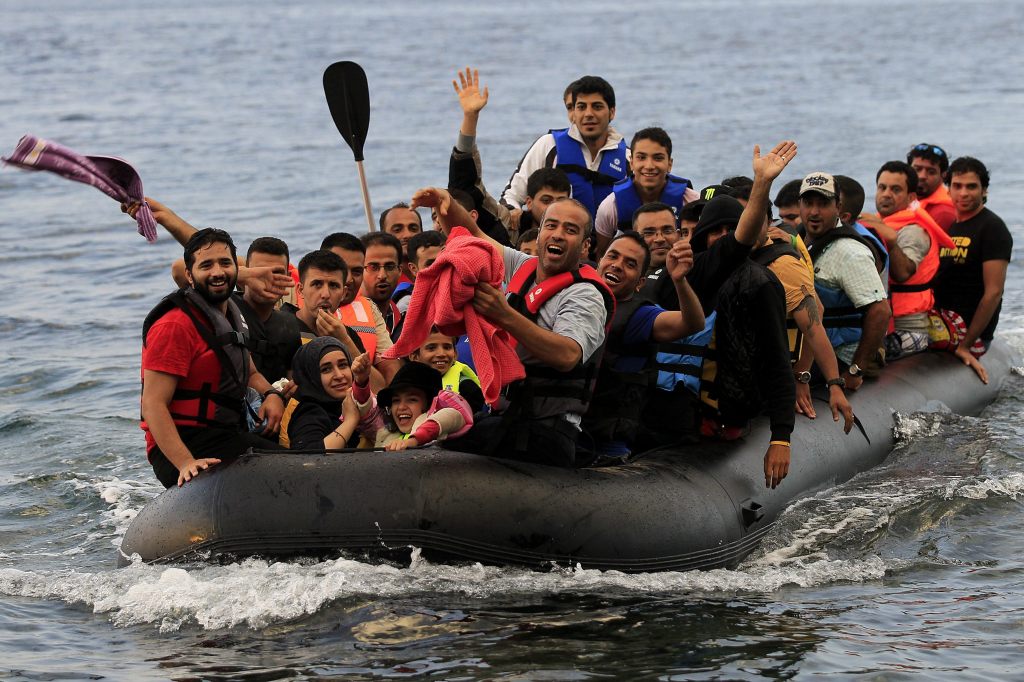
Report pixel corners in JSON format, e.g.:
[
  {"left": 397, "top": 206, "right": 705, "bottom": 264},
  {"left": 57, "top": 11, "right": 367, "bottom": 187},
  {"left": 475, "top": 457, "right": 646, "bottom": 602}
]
[{"left": 290, "top": 336, "right": 352, "bottom": 406}]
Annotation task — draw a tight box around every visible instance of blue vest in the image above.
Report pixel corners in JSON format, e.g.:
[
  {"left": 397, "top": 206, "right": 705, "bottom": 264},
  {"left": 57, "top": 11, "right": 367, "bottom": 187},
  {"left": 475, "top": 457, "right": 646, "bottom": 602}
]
[
  {"left": 853, "top": 221, "right": 890, "bottom": 282},
  {"left": 551, "top": 127, "right": 628, "bottom": 217},
  {"left": 654, "top": 311, "right": 716, "bottom": 395},
  {"left": 612, "top": 174, "right": 693, "bottom": 231},
  {"left": 806, "top": 224, "right": 881, "bottom": 349},
  {"left": 814, "top": 283, "right": 864, "bottom": 348}
]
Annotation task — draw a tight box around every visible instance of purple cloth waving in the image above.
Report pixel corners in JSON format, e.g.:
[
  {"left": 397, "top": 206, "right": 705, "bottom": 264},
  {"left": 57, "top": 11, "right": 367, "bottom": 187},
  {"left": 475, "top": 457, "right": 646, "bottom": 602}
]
[{"left": 2, "top": 135, "right": 158, "bottom": 242}]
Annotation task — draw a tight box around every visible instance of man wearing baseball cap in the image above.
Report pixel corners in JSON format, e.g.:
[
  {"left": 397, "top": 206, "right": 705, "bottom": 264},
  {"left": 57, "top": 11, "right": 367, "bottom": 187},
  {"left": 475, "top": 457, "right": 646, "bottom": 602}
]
[{"left": 799, "top": 172, "right": 890, "bottom": 391}]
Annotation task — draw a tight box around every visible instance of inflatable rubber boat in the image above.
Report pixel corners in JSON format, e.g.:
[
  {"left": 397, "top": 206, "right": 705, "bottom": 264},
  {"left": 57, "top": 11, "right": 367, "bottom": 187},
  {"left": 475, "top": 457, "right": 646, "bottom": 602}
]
[{"left": 118, "top": 341, "right": 1017, "bottom": 572}]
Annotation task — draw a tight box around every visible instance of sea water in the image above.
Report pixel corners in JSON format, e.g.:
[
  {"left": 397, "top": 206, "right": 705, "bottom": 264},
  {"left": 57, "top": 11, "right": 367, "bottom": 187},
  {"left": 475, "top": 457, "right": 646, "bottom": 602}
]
[{"left": 1, "top": 0, "right": 1023, "bottom": 678}]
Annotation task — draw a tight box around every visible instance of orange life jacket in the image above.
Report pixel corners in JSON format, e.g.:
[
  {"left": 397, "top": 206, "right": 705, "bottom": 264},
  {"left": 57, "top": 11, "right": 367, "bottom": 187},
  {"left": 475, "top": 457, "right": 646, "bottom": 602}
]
[
  {"left": 336, "top": 293, "right": 378, "bottom": 362},
  {"left": 881, "top": 207, "right": 956, "bottom": 318},
  {"left": 916, "top": 184, "right": 954, "bottom": 214},
  {"left": 915, "top": 184, "right": 956, "bottom": 232}
]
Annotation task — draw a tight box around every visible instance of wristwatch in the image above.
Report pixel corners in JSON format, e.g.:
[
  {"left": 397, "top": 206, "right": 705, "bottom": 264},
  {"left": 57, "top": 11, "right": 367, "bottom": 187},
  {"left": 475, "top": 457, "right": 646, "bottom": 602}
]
[
  {"left": 826, "top": 377, "right": 847, "bottom": 389},
  {"left": 847, "top": 363, "right": 863, "bottom": 377},
  {"left": 794, "top": 370, "right": 812, "bottom": 384}
]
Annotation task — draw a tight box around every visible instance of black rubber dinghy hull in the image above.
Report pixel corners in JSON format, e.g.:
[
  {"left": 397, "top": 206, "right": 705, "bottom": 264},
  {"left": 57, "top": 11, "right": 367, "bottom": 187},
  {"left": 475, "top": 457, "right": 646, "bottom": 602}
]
[{"left": 119, "top": 341, "right": 1017, "bottom": 572}]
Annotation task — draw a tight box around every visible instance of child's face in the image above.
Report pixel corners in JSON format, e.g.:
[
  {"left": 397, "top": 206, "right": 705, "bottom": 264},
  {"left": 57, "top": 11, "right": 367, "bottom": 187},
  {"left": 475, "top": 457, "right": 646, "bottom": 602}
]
[
  {"left": 411, "top": 333, "right": 456, "bottom": 374},
  {"left": 319, "top": 350, "right": 353, "bottom": 400},
  {"left": 391, "top": 387, "right": 428, "bottom": 434},
  {"left": 519, "top": 239, "right": 537, "bottom": 256}
]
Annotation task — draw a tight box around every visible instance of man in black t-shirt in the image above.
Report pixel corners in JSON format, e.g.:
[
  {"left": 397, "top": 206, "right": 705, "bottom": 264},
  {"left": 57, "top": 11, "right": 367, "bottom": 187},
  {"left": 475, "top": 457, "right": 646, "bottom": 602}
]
[{"left": 934, "top": 157, "right": 1012, "bottom": 375}]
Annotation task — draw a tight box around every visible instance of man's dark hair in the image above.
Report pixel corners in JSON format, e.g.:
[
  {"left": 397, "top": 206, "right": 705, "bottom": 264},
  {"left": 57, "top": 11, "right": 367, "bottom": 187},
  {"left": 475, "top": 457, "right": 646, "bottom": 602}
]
[
  {"left": 773, "top": 179, "right": 802, "bottom": 208},
  {"left": 631, "top": 201, "right": 677, "bottom": 229},
  {"left": 320, "top": 232, "right": 364, "bottom": 254},
  {"left": 526, "top": 167, "right": 571, "bottom": 198},
  {"left": 948, "top": 156, "right": 990, "bottom": 190},
  {"left": 407, "top": 230, "right": 445, "bottom": 265},
  {"left": 571, "top": 75, "right": 615, "bottom": 109},
  {"left": 834, "top": 175, "right": 865, "bottom": 220},
  {"left": 721, "top": 176, "right": 754, "bottom": 202},
  {"left": 516, "top": 227, "right": 539, "bottom": 249},
  {"left": 184, "top": 228, "right": 237, "bottom": 271},
  {"left": 297, "top": 249, "right": 347, "bottom": 283},
  {"left": 246, "top": 236, "right": 289, "bottom": 264},
  {"left": 907, "top": 143, "right": 950, "bottom": 174},
  {"left": 876, "top": 160, "right": 918, "bottom": 195},
  {"left": 360, "top": 231, "right": 404, "bottom": 262},
  {"left": 563, "top": 79, "right": 581, "bottom": 107},
  {"left": 448, "top": 188, "right": 476, "bottom": 212},
  {"left": 378, "top": 202, "right": 423, "bottom": 231},
  {"left": 630, "top": 127, "right": 673, "bottom": 158},
  {"left": 608, "top": 231, "right": 652, "bottom": 276}
]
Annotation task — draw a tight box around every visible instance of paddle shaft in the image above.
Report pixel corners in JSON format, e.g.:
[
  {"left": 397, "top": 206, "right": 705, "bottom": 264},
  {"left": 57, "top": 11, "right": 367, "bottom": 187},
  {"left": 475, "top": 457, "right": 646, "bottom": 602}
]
[{"left": 356, "top": 160, "right": 375, "bottom": 232}]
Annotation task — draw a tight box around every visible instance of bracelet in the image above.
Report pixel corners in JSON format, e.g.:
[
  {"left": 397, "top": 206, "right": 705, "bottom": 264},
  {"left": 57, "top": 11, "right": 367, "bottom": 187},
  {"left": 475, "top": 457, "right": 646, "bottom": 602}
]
[
  {"left": 261, "top": 388, "right": 284, "bottom": 401},
  {"left": 769, "top": 440, "right": 791, "bottom": 448}
]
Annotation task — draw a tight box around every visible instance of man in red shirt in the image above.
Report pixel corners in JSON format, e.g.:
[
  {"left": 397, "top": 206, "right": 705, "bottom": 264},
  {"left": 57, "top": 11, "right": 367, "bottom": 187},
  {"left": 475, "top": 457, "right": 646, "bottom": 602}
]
[{"left": 141, "top": 228, "right": 284, "bottom": 488}]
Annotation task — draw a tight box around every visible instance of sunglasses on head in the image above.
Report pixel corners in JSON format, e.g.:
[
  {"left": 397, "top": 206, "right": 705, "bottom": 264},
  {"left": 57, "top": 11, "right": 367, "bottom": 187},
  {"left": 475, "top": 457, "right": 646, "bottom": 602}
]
[{"left": 913, "top": 143, "right": 947, "bottom": 158}]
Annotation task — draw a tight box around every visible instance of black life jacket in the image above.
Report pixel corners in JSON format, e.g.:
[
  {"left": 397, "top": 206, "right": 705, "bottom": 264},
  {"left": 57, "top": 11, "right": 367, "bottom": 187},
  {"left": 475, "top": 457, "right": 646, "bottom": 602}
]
[
  {"left": 141, "top": 289, "right": 251, "bottom": 430},
  {"left": 233, "top": 294, "right": 300, "bottom": 383},
  {"left": 582, "top": 294, "right": 658, "bottom": 444},
  {"left": 505, "top": 259, "right": 616, "bottom": 419}
]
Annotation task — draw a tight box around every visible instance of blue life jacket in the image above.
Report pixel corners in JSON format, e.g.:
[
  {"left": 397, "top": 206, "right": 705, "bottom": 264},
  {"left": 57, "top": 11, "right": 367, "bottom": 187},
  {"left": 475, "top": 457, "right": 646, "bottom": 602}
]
[
  {"left": 853, "top": 220, "right": 890, "bottom": 282},
  {"left": 612, "top": 174, "right": 693, "bottom": 231},
  {"left": 653, "top": 311, "right": 716, "bottom": 395},
  {"left": 551, "top": 127, "right": 628, "bottom": 217},
  {"left": 807, "top": 224, "right": 882, "bottom": 348},
  {"left": 392, "top": 281, "right": 412, "bottom": 301}
]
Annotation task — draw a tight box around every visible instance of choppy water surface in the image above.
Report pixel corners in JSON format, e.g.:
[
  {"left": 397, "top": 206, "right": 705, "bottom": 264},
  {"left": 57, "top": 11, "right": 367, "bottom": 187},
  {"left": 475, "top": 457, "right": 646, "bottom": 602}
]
[{"left": 2, "top": 0, "right": 1023, "bottom": 678}]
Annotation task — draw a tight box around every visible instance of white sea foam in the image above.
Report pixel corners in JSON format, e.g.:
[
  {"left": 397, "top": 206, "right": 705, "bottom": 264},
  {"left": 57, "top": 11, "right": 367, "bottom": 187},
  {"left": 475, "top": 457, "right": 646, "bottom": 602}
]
[
  {"left": 0, "top": 550, "right": 892, "bottom": 632},
  {"left": 944, "top": 472, "right": 1024, "bottom": 500}
]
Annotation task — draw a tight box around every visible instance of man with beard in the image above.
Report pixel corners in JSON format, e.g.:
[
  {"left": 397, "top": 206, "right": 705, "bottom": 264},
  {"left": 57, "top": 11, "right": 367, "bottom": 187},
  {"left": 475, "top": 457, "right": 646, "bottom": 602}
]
[
  {"left": 800, "top": 172, "right": 890, "bottom": 389},
  {"left": 411, "top": 188, "right": 615, "bottom": 468},
  {"left": 907, "top": 143, "right": 956, "bottom": 232},
  {"left": 500, "top": 76, "right": 628, "bottom": 220},
  {"left": 141, "top": 229, "right": 285, "bottom": 488},
  {"left": 360, "top": 232, "right": 404, "bottom": 337}
]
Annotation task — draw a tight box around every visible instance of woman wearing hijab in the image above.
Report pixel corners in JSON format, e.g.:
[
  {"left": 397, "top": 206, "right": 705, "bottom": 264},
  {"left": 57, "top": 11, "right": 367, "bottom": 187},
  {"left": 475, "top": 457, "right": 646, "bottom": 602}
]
[{"left": 286, "top": 336, "right": 377, "bottom": 450}]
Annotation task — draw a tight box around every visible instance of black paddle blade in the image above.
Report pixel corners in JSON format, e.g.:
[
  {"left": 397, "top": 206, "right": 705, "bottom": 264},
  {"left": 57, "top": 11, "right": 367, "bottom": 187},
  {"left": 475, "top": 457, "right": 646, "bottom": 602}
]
[{"left": 323, "top": 61, "right": 370, "bottom": 162}]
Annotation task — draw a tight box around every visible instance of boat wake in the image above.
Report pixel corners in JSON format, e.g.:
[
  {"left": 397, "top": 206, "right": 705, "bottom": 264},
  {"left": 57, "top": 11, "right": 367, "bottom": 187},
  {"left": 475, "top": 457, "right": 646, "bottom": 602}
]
[{"left": 1, "top": 409, "right": 1021, "bottom": 633}]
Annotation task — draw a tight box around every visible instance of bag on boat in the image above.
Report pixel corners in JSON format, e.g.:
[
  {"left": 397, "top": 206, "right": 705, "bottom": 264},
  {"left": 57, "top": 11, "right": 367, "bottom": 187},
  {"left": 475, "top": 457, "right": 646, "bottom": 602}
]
[{"left": 926, "top": 308, "right": 985, "bottom": 357}]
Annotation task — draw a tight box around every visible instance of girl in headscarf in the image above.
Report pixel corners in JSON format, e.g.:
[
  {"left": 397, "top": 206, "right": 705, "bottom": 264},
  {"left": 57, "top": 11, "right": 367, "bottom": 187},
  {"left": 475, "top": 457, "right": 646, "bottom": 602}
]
[{"left": 286, "top": 336, "right": 378, "bottom": 450}]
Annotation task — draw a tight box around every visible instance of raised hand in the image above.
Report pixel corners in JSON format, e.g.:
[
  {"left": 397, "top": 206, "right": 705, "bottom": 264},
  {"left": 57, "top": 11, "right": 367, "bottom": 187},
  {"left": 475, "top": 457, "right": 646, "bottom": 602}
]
[
  {"left": 665, "top": 240, "right": 694, "bottom": 281},
  {"left": 453, "top": 67, "right": 489, "bottom": 115},
  {"left": 350, "top": 352, "right": 371, "bottom": 386},
  {"left": 752, "top": 140, "right": 797, "bottom": 182}
]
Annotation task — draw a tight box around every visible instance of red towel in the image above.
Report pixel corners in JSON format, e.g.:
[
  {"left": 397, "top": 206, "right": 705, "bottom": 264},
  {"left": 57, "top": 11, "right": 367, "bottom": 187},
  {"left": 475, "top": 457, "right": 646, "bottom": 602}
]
[{"left": 383, "top": 226, "right": 524, "bottom": 407}]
